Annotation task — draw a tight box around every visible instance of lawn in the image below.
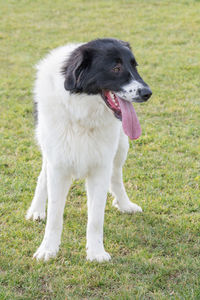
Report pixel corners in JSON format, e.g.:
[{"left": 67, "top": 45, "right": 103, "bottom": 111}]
[{"left": 0, "top": 0, "right": 200, "bottom": 299}]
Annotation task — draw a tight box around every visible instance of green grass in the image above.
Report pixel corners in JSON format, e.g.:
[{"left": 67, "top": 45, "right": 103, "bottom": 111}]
[{"left": 0, "top": 0, "right": 200, "bottom": 299}]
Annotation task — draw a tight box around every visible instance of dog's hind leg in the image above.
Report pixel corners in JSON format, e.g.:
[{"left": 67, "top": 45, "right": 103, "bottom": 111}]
[
  {"left": 26, "top": 158, "right": 47, "bottom": 221},
  {"left": 110, "top": 130, "right": 142, "bottom": 213}
]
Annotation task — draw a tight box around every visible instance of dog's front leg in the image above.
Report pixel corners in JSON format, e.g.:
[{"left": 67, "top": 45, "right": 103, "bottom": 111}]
[
  {"left": 33, "top": 164, "right": 71, "bottom": 261},
  {"left": 86, "top": 166, "right": 111, "bottom": 262}
]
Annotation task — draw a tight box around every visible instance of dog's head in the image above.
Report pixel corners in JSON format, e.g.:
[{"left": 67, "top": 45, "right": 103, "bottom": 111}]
[{"left": 62, "top": 38, "right": 152, "bottom": 139}]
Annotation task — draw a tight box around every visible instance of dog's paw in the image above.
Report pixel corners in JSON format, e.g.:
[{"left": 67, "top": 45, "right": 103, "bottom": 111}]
[
  {"left": 26, "top": 207, "right": 46, "bottom": 221},
  {"left": 87, "top": 251, "right": 111, "bottom": 262},
  {"left": 33, "top": 245, "right": 58, "bottom": 261},
  {"left": 113, "top": 199, "right": 142, "bottom": 213}
]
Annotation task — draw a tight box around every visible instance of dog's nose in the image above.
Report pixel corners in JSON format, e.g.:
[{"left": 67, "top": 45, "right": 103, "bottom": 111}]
[{"left": 138, "top": 87, "right": 152, "bottom": 101}]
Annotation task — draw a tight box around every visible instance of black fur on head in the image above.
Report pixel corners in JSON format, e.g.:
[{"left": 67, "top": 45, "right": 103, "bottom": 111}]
[{"left": 61, "top": 38, "right": 142, "bottom": 95}]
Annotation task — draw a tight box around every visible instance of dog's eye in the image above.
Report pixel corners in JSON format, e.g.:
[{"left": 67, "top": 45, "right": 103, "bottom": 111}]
[{"left": 112, "top": 65, "right": 121, "bottom": 73}]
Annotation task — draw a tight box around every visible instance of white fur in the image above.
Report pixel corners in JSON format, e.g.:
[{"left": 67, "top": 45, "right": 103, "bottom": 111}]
[
  {"left": 116, "top": 79, "right": 144, "bottom": 102},
  {"left": 26, "top": 44, "right": 142, "bottom": 262}
]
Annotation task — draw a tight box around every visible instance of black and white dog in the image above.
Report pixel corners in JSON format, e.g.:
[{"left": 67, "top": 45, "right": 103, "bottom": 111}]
[{"left": 26, "top": 38, "right": 152, "bottom": 262}]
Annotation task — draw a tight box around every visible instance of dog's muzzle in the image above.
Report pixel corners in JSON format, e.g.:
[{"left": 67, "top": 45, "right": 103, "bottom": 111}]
[
  {"left": 116, "top": 80, "right": 152, "bottom": 103},
  {"left": 138, "top": 87, "right": 152, "bottom": 101}
]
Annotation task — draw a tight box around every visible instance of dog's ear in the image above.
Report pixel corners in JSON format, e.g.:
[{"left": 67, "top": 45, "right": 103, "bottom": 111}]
[{"left": 62, "top": 47, "right": 93, "bottom": 92}]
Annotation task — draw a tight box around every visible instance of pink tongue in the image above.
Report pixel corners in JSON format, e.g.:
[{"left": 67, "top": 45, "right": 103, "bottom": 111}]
[{"left": 118, "top": 97, "right": 142, "bottom": 140}]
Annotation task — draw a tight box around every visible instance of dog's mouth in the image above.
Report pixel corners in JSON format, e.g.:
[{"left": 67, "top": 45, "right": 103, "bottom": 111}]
[{"left": 102, "top": 90, "right": 141, "bottom": 140}]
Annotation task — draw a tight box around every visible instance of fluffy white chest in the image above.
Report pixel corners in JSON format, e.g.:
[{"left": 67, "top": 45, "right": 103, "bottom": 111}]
[{"left": 37, "top": 96, "right": 121, "bottom": 179}]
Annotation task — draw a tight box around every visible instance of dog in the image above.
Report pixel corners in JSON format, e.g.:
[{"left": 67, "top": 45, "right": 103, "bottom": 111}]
[{"left": 26, "top": 38, "right": 152, "bottom": 262}]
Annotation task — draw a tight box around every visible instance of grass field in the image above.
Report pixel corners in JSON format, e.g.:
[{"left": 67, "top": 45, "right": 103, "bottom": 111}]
[{"left": 0, "top": 0, "right": 200, "bottom": 299}]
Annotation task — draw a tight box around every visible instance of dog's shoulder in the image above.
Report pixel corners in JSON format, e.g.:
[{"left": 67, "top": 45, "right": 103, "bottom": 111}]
[
  {"left": 35, "top": 43, "right": 81, "bottom": 74},
  {"left": 34, "top": 44, "right": 78, "bottom": 111}
]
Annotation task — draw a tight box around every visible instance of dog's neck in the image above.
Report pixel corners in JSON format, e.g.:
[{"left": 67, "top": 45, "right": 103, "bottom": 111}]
[{"left": 64, "top": 93, "right": 116, "bottom": 129}]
